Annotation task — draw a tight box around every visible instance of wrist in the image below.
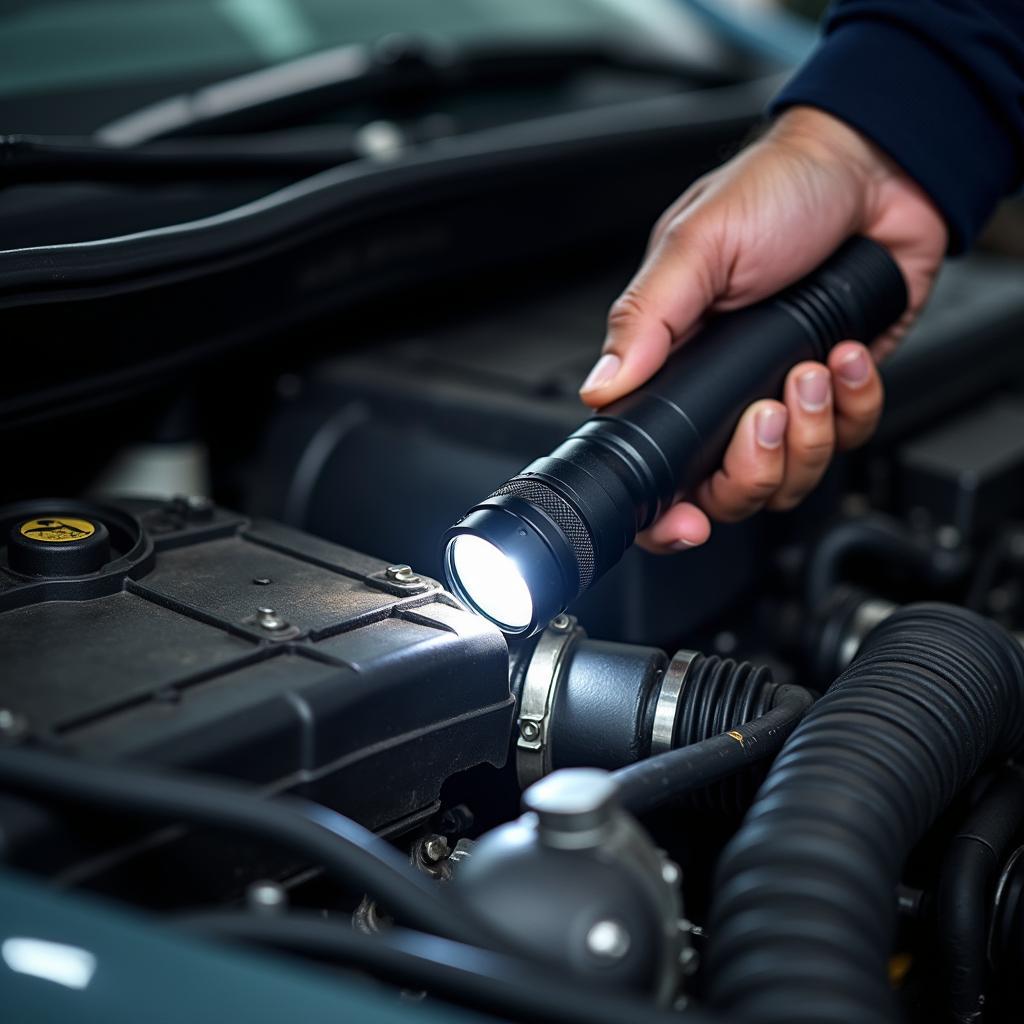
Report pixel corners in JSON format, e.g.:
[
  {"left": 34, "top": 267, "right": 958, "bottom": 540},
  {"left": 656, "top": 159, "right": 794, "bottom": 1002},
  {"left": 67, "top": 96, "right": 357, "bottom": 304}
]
[{"left": 768, "top": 106, "right": 890, "bottom": 190}]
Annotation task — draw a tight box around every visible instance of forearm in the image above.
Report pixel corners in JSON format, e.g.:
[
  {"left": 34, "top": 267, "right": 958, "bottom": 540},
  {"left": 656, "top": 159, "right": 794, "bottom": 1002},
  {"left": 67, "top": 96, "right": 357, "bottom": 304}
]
[{"left": 772, "top": 0, "right": 1024, "bottom": 252}]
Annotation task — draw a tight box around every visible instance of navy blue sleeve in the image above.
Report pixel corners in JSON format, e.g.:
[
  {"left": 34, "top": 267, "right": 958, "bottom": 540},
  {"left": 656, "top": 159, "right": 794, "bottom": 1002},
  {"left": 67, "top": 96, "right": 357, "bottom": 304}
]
[{"left": 771, "top": 0, "right": 1024, "bottom": 252}]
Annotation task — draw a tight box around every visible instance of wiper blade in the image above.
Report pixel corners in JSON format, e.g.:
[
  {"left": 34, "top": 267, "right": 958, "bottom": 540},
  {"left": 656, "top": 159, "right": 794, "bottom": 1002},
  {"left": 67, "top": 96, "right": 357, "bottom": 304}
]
[
  {"left": 0, "top": 124, "right": 422, "bottom": 186},
  {"left": 97, "top": 35, "right": 735, "bottom": 147}
]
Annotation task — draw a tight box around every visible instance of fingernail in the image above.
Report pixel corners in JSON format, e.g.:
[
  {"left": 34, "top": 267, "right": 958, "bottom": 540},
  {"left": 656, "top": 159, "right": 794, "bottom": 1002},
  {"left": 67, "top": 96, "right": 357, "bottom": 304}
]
[
  {"left": 836, "top": 348, "right": 871, "bottom": 388},
  {"left": 796, "top": 368, "right": 830, "bottom": 412},
  {"left": 670, "top": 538, "right": 697, "bottom": 551},
  {"left": 755, "top": 406, "right": 787, "bottom": 449},
  {"left": 580, "top": 352, "right": 621, "bottom": 393}
]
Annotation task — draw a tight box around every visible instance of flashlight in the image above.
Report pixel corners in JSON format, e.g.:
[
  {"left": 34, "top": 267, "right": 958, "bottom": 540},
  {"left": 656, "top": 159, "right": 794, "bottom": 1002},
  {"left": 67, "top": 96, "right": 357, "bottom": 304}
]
[{"left": 443, "top": 237, "right": 907, "bottom": 635}]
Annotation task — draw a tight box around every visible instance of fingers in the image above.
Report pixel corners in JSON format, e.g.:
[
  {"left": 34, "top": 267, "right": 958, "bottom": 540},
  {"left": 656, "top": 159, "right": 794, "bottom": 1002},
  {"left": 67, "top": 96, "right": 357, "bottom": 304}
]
[
  {"left": 644, "top": 349, "right": 883, "bottom": 553},
  {"left": 829, "top": 342, "right": 884, "bottom": 450},
  {"left": 694, "top": 401, "right": 788, "bottom": 522},
  {"left": 637, "top": 501, "right": 712, "bottom": 554},
  {"left": 579, "top": 225, "right": 721, "bottom": 407},
  {"left": 767, "top": 363, "right": 836, "bottom": 511}
]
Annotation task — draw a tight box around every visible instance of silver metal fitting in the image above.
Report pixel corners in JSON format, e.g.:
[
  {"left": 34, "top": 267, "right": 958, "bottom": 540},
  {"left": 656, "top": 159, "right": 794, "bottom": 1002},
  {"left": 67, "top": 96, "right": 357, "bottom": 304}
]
[
  {"left": 256, "top": 607, "right": 288, "bottom": 631},
  {"left": 516, "top": 615, "right": 584, "bottom": 788},
  {"left": 650, "top": 650, "right": 700, "bottom": 755}
]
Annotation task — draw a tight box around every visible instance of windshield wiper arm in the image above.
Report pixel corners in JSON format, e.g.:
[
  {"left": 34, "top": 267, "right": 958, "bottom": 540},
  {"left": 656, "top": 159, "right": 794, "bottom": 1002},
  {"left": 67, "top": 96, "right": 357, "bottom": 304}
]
[
  {"left": 96, "top": 35, "right": 734, "bottom": 148},
  {"left": 0, "top": 123, "right": 429, "bottom": 186}
]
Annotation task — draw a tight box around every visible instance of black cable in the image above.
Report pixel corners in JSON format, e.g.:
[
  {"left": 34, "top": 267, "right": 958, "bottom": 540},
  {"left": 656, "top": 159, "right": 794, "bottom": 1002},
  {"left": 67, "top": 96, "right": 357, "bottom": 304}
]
[
  {"left": 805, "top": 514, "right": 970, "bottom": 607},
  {"left": 178, "top": 911, "right": 715, "bottom": 1024},
  {"left": 936, "top": 766, "right": 1024, "bottom": 1024},
  {"left": 0, "top": 745, "right": 499, "bottom": 949},
  {"left": 612, "top": 685, "right": 814, "bottom": 817}
]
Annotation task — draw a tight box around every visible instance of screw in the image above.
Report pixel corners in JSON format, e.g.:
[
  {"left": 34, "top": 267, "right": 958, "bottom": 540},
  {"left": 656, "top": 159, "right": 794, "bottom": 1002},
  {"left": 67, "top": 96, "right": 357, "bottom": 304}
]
[
  {"left": 585, "top": 919, "right": 631, "bottom": 960},
  {"left": 256, "top": 607, "right": 288, "bottom": 631},
  {"left": 247, "top": 880, "right": 287, "bottom": 913},
  {"left": 253, "top": 577, "right": 272, "bottom": 586},
  {"left": 386, "top": 564, "right": 421, "bottom": 585},
  {"left": 422, "top": 836, "right": 450, "bottom": 864},
  {"left": 519, "top": 720, "right": 540, "bottom": 742},
  {"left": 550, "top": 614, "right": 571, "bottom": 631}
]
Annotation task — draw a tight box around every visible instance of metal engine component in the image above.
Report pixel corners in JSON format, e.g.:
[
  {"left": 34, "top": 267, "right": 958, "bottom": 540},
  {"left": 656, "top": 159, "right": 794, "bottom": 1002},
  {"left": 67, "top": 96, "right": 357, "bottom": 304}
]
[
  {"left": 0, "top": 496, "right": 514, "bottom": 899},
  {"left": 456, "top": 768, "right": 687, "bottom": 1004}
]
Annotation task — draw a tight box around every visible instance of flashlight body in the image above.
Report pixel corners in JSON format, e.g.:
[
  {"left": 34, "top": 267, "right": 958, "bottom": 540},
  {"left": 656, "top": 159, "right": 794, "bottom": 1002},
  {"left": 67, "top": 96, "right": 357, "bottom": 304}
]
[{"left": 444, "top": 237, "right": 907, "bottom": 634}]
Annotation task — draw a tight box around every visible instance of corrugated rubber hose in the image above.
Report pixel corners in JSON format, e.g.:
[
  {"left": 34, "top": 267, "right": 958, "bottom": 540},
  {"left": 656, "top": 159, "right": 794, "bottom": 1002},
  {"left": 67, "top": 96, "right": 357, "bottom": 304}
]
[{"left": 706, "top": 604, "right": 1024, "bottom": 1024}]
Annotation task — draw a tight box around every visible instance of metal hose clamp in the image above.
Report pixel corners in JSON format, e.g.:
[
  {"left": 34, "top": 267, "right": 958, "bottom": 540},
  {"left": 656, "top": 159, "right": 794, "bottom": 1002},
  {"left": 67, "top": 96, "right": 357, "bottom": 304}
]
[
  {"left": 516, "top": 614, "right": 584, "bottom": 788},
  {"left": 650, "top": 650, "right": 700, "bottom": 755}
]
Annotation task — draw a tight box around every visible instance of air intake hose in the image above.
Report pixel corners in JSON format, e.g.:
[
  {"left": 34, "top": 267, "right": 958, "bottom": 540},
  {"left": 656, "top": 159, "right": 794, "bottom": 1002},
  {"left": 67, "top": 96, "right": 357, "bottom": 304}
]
[{"left": 706, "top": 604, "right": 1024, "bottom": 1024}]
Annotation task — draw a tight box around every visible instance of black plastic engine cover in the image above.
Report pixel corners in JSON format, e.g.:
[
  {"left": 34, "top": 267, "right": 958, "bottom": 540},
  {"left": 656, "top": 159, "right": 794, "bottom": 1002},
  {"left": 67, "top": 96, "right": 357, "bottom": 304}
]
[{"left": 0, "top": 498, "right": 514, "bottom": 837}]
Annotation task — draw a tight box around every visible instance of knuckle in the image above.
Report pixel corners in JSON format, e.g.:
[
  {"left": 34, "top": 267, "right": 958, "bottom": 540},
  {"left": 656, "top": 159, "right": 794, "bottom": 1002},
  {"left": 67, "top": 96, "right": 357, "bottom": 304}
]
[
  {"left": 790, "top": 436, "right": 834, "bottom": 470},
  {"left": 607, "top": 291, "right": 647, "bottom": 331}
]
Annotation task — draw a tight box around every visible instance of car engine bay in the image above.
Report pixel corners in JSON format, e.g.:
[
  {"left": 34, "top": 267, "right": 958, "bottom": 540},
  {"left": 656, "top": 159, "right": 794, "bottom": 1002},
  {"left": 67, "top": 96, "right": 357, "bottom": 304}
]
[{"left": 4, "top": 5, "right": 1024, "bottom": 1024}]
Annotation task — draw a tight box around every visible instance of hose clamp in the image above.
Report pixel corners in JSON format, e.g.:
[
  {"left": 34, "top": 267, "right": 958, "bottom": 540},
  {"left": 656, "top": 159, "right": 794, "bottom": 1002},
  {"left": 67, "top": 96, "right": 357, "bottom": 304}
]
[
  {"left": 650, "top": 650, "right": 700, "bottom": 755},
  {"left": 517, "top": 614, "right": 584, "bottom": 789}
]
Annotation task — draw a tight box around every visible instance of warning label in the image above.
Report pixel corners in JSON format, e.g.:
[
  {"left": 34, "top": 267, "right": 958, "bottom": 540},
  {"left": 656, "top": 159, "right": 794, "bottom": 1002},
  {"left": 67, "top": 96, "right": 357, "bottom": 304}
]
[{"left": 18, "top": 517, "right": 96, "bottom": 543}]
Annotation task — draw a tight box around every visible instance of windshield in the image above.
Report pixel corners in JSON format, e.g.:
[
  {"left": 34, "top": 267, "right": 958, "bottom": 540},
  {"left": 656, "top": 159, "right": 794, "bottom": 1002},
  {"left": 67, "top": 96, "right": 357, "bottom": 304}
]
[{"left": 0, "top": 0, "right": 699, "bottom": 102}]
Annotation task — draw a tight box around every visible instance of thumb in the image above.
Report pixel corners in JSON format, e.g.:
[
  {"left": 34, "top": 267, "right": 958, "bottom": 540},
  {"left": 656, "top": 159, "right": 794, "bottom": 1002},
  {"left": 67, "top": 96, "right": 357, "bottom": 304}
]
[{"left": 580, "top": 227, "right": 721, "bottom": 407}]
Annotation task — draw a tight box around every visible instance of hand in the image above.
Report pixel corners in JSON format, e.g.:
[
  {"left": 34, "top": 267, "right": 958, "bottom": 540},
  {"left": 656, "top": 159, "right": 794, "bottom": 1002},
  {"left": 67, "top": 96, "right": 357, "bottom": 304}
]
[{"left": 579, "top": 106, "right": 948, "bottom": 552}]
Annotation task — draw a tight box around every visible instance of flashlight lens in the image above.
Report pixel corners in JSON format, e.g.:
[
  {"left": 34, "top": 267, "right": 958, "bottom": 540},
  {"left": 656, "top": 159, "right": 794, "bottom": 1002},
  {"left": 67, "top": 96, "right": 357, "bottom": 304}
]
[{"left": 449, "top": 535, "right": 533, "bottom": 631}]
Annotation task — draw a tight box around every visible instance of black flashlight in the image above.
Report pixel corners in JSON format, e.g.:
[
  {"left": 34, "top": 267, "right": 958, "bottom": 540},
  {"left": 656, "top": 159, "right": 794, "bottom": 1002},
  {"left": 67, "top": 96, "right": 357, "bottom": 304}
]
[{"left": 443, "top": 237, "right": 907, "bottom": 635}]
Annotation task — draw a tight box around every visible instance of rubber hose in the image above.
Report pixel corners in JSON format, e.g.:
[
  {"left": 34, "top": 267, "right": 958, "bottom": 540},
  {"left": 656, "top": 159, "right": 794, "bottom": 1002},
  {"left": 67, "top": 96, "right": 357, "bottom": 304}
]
[
  {"left": 673, "top": 655, "right": 780, "bottom": 813},
  {"left": 0, "top": 745, "right": 501, "bottom": 950},
  {"left": 936, "top": 767, "right": 1024, "bottom": 1024},
  {"left": 706, "top": 604, "right": 1024, "bottom": 1024},
  {"left": 614, "top": 684, "right": 813, "bottom": 817},
  {"left": 805, "top": 515, "right": 969, "bottom": 608}
]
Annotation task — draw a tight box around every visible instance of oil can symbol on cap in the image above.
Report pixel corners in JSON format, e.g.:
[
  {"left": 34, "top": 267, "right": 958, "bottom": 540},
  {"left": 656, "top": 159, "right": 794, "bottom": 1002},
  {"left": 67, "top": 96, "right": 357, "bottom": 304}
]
[{"left": 18, "top": 518, "right": 96, "bottom": 543}]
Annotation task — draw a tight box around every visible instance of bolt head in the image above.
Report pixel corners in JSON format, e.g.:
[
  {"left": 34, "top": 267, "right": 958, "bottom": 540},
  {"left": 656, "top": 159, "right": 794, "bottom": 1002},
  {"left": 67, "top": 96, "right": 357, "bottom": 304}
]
[
  {"left": 519, "top": 719, "right": 540, "bottom": 742},
  {"left": 255, "top": 607, "right": 288, "bottom": 631},
  {"left": 585, "top": 919, "right": 631, "bottom": 960},
  {"left": 550, "top": 614, "right": 571, "bottom": 631},
  {"left": 386, "top": 564, "right": 421, "bottom": 585},
  {"left": 422, "top": 836, "right": 450, "bottom": 864}
]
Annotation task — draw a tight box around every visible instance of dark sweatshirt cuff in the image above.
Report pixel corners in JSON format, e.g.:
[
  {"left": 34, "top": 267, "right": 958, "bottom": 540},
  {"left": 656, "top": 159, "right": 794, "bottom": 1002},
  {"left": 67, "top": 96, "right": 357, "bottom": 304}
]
[{"left": 771, "top": 19, "right": 1018, "bottom": 253}]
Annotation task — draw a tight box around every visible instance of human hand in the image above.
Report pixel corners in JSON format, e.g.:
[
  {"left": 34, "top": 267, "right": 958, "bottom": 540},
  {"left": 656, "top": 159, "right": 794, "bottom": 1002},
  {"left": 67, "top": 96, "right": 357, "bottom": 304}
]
[{"left": 580, "top": 106, "right": 948, "bottom": 552}]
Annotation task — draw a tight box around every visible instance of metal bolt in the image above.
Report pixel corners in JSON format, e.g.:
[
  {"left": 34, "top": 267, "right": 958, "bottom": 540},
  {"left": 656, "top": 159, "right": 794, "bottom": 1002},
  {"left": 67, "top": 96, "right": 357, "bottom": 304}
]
[
  {"left": 386, "top": 564, "right": 422, "bottom": 585},
  {"left": 256, "top": 607, "right": 288, "bottom": 631},
  {"left": 585, "top": 919, "right": 631, "bottom": 961},
  {"left": 422, "top": 836, "right": 450, "bottom": 864},
  {"left": 252, "top": 577, "right": 272, "bottom": 586},
  {"left": 247, "top": 880, "right": 287, "bottom": 912},
  {"left": 519, "top": 719, "right": 540, "bottom": 742},
  {"left": 550, "top": 614, "right": 571, "bottom": 631}
]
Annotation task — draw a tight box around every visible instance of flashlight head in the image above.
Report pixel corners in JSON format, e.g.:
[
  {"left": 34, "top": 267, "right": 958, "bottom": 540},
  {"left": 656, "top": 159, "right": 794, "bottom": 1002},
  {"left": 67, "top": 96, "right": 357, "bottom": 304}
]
[{"left": 442, "top": 479, "right": 593, "bottom": 636}]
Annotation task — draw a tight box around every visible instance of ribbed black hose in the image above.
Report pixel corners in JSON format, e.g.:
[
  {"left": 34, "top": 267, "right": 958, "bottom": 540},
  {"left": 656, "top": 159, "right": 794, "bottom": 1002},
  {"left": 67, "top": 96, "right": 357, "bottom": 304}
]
[
  {"left": 673, "top": 655, "right": 780, "bottom": 812},
  {"left": 707, "top": 604, "right": 1024, "bottom": 1024},
  {"left": 936, "top": 767, "right": 1024, "bottom": 1024},
  {"left": 614, "top": 685, "right": 813, "bottom": 817}
]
